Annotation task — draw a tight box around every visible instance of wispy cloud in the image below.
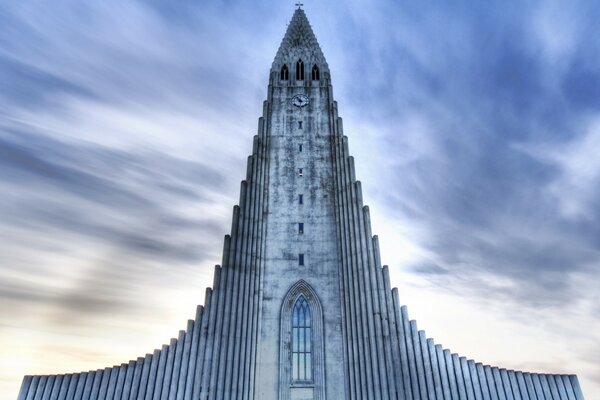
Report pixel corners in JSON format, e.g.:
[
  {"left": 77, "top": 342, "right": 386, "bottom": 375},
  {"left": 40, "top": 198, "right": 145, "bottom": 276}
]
[{"left": 1, "top": 0, "right": 599, "bottom": 398}]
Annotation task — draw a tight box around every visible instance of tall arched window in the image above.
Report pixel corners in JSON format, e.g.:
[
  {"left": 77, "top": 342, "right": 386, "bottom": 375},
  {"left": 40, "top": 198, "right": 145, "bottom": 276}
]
[
  {"left": 292, "top": 295, "right": 312, "bottom": 381},
  {"left": 280, "top": 64, "right": 289, "bottom": 80},
  {"left": 311, "top": 65, "right": 320, "bottom": 81},
  {"left": 279, "top": 280, "right": 325, "bottom": 400},
  {"left": 296, "top": 59, "right": 304, "bottom": 81}
]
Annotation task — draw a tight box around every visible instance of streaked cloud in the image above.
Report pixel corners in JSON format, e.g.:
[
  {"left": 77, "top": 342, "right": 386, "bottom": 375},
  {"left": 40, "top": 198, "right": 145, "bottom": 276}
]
[{"left": 1, "top": 0, "right": 599, "bottom": 398}]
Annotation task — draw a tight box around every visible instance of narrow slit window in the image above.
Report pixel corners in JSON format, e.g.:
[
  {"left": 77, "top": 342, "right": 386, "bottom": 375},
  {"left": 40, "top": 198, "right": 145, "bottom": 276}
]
[
  {"left": 298, "top": 194, "right": 303, "bottom": 204},
  {"left": 299, "top": 223, "right": 304, "bottom": 234},
  {"left": 298, "top": 121, "right": 303, "bottom": 129},
  {"left": 298, "top": 254, "right": 304, "bottom": 266},
  {"left": 299, "top": 144, "right": 303, "bottom": 152},
  {"left": 298, "top": 168, "right": 303, "bottom": 176},
  {"left": 280, "top": 64, "right": 289, "bottom": 80},
  {"left": 312, "top": 64, "right": 320, "bottom": 81},
  {"left": 296, "top": 59, "right": 304, "bottom": 81}
]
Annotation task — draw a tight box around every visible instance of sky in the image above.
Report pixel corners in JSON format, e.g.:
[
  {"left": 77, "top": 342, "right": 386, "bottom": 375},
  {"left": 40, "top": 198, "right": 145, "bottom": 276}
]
[{"left": 1, "top": 0, "right": 599, "bottom": 398}]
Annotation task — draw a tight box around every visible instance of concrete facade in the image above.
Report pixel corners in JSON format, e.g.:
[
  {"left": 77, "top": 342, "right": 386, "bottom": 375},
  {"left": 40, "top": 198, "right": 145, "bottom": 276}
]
[{"left": 17, "top": 8, "right": 584, "bottom": 400}]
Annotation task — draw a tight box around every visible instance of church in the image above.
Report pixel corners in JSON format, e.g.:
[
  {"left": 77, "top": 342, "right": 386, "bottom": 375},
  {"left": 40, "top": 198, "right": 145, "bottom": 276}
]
[{"left": 17, "top": 8, "right": 584, "bottom": 400}]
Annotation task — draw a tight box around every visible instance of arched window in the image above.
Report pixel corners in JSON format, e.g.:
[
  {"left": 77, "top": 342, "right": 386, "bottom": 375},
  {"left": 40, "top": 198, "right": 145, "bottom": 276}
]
[
  {"left": 279, "top": 280, "right": 325, "bottom": 400},
  {"left": 292, "top": 295, "right": 312, "bottom": 381},
  {"left": 280, "top": 64, "right": 289, "bottom": 81},
  {"left": 311, "top": 65, "right": 320, "bottom": 81},
  {"left": 296, "top": 59, "right": 304, "bottom": 81}
]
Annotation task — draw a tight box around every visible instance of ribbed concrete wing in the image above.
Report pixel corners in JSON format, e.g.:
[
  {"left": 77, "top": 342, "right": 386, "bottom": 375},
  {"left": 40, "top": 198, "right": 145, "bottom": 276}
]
[{"left": 17, "top": 8, "right": 584, "bottom": 400}]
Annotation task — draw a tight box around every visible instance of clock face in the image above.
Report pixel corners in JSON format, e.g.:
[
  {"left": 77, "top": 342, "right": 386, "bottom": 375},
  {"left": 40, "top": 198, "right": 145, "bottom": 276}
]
[{"left": 291, "top": 94, "right": 309, "bottom": 108}]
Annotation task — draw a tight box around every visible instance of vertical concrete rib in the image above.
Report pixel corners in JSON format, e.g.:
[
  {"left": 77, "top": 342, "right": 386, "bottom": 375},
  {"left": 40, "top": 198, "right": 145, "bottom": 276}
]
[
  {"left": 176, "top": 321, "right": 194, "bottom": 400},
  {"left": 554, "top": 375, "right": 568, "bottom": 399},
  {"left": 383, "top": 267, "right": 407, "bottom": 399},
  {"left": 96, "top": 368, "right": 110, "bottom": 400},
  {"left": 560, "top": 375, "right": 576, "bottom": 400},
  {"left": 200, "top": 266, "right": 223, "bottom": 398},
  {"left": 362, "top": 206, "right": 393, "bottom": 399},
  {"left": 74, "top": 372, "right": 90, "bottom": 400},
  {"left": 346, "top": 152, "right": 374, "bottom": 399},
  {"left": 105, "top": 367, "right": 119, "bottom": 400},
  {"left": 42, "top": 375, "right": 55, "bottom": 400},
  {"left": 242, "top": 136, "right": 264, "bottom": 400},
  {"left": 435, "top": 345, "right": 451, "bottom": 400},
  {"left": 353, "top": 188, "right": 385, "bottom": 399},
  {"left": 392, "top": 290, "right": 413, "bottom": 400},
  {"left": 333, "top": 133, "right": 358, "bottom": 399},
  {"left": 522, "top": 373, "right": 537, "bottom": 400},
  {"left": 484, "top": 366, "right": 500, "bottom": 400},
  {"left": 114, "top": 364, "right": 128, "bottom": 400},
  {"left": 42, "top": 375, "right": 56, "bottom": 400},
  {"left": 239, "top": 143, "right": 261, "bottom": 400},
  {"left": 452, "top": 355, "right": 466, "bottom": 400},
  {"left": 418, "top": 332, "right": 435, "bottom": 400},
  {"left": 128, "top": 358, "right": 144, "bottom": 400},
  {"left": 209, "top": 208, "right": 238, "bottom": 398},
  {"left": 507, "top": 371, "right": 521, "bottom": 400},
  {"left": 468, "top": 361, "right": 483, "bottom": 400},
  {"left": 229, "top": 174, "right": 254, "bottom": 398},
  {"left": 192, "top": 291, "right": 212, "bottom": 399},
  {"left": 33, "top": 375, "right": 47, "bottom": 400},
  {"left": 247, "top": 114, "right": 269, "bottom": 400},
  {"left": 89, "top": 370, "right": 104, "bottom": 400},
  {"left": 18, "top": 376, "right": 33, "bottom": 400},
  {"left": 427, "top": 339, "right": 443, "bottom": 400},
  {"left": 58, "top": 375, "right": 72, "bottom": 400},
  {"left": 539, "top": 375, "right": 553, "bottom": 400},
  {"left": 161, "top": 341, "right": 176, "bottom": 400},
  {"left": 411, "top": 323, "right": 428, "bottom": 400},
  {"left": 144, "top": 349, "right": 160, "bottom": 400},
  {"left": 492, "top": 368, "right": 507, "bottom": 400},
  {"left": 49, "top": 375, "right": 63, "bottom": 400},
  {"left": 25, "top": 376, "right": 39, "bottom": 400},
  {"left": 443, "top": 351, "right": 458, "bottom": 400},
  {"left": 121, "top": 361, "right": 135, "bottom": 400},
  {"left": 403, "top": 309, "right": 420, "bottom": 400},
  {"left": 569, "top": 375, "right": 584, "bottom": 400},
  {"left": 246, "top": 130, "right": 267, "bottom": 400},
  {"left": 219, "top": 181, "right": 248, "bottom": 399},
  {"left": 138, "top": 354, "right": 153, "bottom": 400},
  {"left": 460, "top": 358, "right": 475, "bottom": 400},
  {"left": 169, "top": 331, "right": 186, "bottom": 400},
  {"left": 66, "top": 374, "right": 79, "bottom": 400},
  {"left": 153, "top": 345, "right": 168, "bottom": 400},
  {"left": 515, "top": 372, "right": 529, "bottom": 400},
  {"left": 531, "top": 374, "right": 546, "bottom": 400},
  {"left": 340, "top": 137, "right": 368, "bottom": 399},
  {"left": 476, "top": 364, "right": 491, "bottom": 400},
  {"left": 547, "top": 375, "right": 561, "bottom": 399},
  {"left": 230, "top": 164, "right": 255, "bottom": 398}
]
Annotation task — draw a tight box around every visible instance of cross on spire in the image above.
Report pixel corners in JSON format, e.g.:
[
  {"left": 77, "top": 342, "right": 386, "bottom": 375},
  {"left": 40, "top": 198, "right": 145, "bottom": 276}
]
[{"left": 295, "top": 2, "right": 303, "bottom": 9}]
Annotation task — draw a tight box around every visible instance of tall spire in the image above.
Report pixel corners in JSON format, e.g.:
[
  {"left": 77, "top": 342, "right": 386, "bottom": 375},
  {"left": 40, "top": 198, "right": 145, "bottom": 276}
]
[{"left": 272, "top": 8, "right": 328, "bottom": 72}]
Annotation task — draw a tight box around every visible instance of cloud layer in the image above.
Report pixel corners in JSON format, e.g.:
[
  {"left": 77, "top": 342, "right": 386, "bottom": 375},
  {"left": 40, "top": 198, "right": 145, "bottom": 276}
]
[{"left": 1, "top": 0, "right": 599, "bottom": 398}]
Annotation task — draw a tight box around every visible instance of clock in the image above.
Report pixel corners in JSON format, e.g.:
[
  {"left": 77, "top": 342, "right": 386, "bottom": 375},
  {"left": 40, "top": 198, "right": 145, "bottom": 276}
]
[{"left": 291, "top": 94, "right": 309, "bottom": 108}]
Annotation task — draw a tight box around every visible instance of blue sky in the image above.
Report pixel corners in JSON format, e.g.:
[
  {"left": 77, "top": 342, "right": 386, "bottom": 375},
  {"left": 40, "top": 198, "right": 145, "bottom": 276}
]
[{"left": 1, "top": 0, "right": 599, "bottom": 398}]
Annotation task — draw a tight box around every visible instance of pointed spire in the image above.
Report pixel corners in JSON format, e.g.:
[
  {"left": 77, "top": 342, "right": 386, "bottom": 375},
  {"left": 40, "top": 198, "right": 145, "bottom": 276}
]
[{"left": 272, "top": 9, "right": 328, "bottom": 72}]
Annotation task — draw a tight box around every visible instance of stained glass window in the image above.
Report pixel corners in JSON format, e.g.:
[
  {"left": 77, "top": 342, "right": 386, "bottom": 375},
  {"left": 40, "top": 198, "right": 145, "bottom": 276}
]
[{"left": 291, "top": 295, "right": 312, "bottom": 381}]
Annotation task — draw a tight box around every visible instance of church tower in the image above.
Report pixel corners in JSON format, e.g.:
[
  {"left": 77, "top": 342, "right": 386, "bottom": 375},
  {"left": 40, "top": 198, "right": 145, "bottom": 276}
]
[{"left": 17, "top": 8, "right": 584, "bottom": 400}]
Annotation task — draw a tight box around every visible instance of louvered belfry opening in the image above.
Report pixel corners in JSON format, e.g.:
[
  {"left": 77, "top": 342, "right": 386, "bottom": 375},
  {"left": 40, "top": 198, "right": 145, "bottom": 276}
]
[{"left": 296, "top": 59, "right": 304, "bottom": 80}]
